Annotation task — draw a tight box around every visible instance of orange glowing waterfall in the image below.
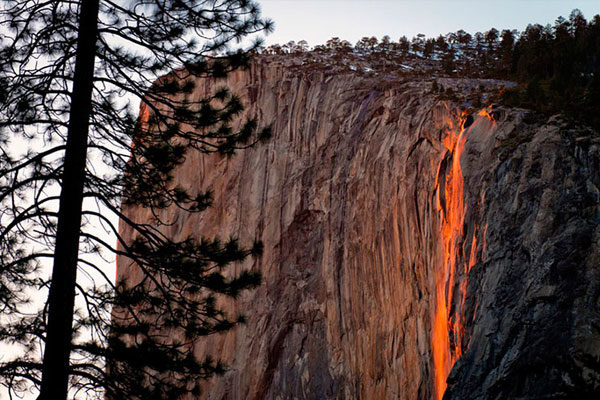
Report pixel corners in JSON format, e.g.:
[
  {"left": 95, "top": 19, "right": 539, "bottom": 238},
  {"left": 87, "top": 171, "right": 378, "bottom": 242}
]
[{"left": 432, "top": 114, "right": 470, "bottom": 400}]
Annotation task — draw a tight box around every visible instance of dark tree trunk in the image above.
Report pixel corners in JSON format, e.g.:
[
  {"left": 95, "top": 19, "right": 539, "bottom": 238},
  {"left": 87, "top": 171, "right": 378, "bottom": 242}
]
[{"left": 39, "top": 1, "right": 100, "bottom": 399}]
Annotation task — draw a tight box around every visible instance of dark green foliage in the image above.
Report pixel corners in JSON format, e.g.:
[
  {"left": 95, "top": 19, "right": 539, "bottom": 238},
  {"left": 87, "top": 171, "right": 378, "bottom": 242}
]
[
  {"left": 398, "top": 36, "right": 410, "bottom": 56},
  {"left": 452, "top": 9, "right": 600, "bottom": 129},
  {"left": 271, "top": 9, "right": 599, "bottom": 129},
  {"left": 423, "top": 39, "right": 435, "bottom": 59},
  {"left": 495, "top": 12, "right": 600, "bottom": 128},
  {"left": 442, "top": 49, "right": 457, "bottom": 75},
  {"left": 0, "top": 0, "right": 272, "bottom": 399}
]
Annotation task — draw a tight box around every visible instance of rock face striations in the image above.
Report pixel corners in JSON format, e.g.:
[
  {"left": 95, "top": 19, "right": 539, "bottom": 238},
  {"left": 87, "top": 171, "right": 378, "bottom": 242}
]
[
  {"left": 445, "top": 114, "right": 600, "bottom": 399},
  {"left": 117, "top": 57, "right": 600, "bottom": 399}
]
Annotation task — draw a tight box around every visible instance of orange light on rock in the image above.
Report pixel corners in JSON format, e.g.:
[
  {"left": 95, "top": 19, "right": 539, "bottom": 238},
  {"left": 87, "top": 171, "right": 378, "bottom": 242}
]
[
  {"left": 432, "top": 111, "right": 477, "bottom": 400},
  {"left": 478, "top": 106, "right": 494, "bottom": 122}
]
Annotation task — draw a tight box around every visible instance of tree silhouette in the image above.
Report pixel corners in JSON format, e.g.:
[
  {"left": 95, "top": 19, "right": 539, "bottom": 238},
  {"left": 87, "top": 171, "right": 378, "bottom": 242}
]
[
  {"left": 0, "top": 1, "right": 272, "bottom": 399},
  {"left": 398, "top": 36, "right": 410, "bottom": 57},
  {"left": 423, "top": 39, "right": 436, "bottom": 59}
]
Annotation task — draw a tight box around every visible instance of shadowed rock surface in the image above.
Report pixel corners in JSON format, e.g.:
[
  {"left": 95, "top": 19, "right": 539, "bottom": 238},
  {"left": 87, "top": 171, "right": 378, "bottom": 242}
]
[
  {"left": 117, "top": 57, "right": 600, "bottom": 399},
  {"left": 446, "top": 115, "right": 600, "bottom": 399}
]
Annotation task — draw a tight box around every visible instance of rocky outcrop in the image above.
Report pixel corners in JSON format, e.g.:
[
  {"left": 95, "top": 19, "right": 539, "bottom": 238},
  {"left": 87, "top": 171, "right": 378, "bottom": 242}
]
[{"left": 117, "top": 57, "right": 600, "bottom": 399}]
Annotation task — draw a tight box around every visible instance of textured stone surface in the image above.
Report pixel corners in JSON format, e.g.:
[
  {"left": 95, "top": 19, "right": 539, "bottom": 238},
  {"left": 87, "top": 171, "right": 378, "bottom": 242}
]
[
  {"left": 117, "top": 57, "right": 600, "bottom": 399},
  {"left": 446, "top": 115, "right": 600, "bottom": 399}
]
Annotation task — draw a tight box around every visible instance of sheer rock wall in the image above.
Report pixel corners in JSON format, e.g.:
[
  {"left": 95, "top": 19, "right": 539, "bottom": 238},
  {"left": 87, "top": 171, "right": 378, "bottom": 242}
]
[
  {"left": 117, "top": 58, "right": 600, "bottom": 399},
  {"left": 447, "top": 115, "right": 600, "bottom": 399}
]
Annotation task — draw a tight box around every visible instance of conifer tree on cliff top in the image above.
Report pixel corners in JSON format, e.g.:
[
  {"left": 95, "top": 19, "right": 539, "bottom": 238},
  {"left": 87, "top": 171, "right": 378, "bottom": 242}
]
[{"left": 0, "top": 1, "right": 272, "bottom": 398}]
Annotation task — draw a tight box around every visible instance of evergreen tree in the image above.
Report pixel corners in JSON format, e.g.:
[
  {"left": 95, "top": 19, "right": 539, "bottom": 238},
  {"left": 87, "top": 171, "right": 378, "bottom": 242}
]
[
  {"left": 497, "top": 29, "right": 516, "bottom": 76},
  {"left": 423, "top": 39, "right": 435, "bottom": 59},
  {"left": 485, "top": 28, "right": 499, "bottom": 49},
  {"left": 398, "top": 36, "right": 410, "bottom": 57},
  {"left": 435, "top": 35, "right": 449, "bottom": 52},
  {"left": 0, "top": 1, "right": 272, "bottom": 399}
]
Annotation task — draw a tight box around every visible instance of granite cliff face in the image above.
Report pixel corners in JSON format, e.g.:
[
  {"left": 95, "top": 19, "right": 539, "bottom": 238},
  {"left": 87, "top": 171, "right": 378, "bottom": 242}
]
[
  {"left": 446, "top": 114, "right": 600, "bottom": 399},
  {"left": 117, "top": 57, "right": 600, "bottom": 399}
]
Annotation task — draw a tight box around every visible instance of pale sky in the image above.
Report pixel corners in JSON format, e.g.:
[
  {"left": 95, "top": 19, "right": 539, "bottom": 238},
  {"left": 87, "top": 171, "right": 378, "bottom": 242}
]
[{"left": 258, "top": 0, "right": 600, "bottom": 46}]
